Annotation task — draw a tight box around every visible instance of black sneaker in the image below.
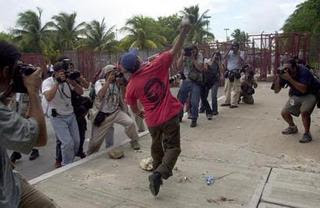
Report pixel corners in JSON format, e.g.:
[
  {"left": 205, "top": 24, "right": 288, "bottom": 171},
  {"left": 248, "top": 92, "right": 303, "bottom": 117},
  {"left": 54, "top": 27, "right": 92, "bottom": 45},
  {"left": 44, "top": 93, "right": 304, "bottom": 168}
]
[
  {"left": 148, "top": 172, "right": 163, "bottom": 196},
  {"left": 29, "top": 149, "right": 39, "bottom": 161},
  {"left": 76, "top": 152, "right": 87, "bottom": 159},
  {"left": 299, "top": 133, "right": 312, "bottom": 143},
  {"left": 10, "top": 152, "right": 22, "bottom": 163},
  {"left": 190, "top": 120, "right": 197, "bottom": 128},
  {"left": 207, "top": 114, "right": 213, "bottom": 120},
  {"left": 221, "top": 103, "right": 230, "bottom": 107},
  {"left": 230, "top": 105, "right": 238, "bottom": 109}
]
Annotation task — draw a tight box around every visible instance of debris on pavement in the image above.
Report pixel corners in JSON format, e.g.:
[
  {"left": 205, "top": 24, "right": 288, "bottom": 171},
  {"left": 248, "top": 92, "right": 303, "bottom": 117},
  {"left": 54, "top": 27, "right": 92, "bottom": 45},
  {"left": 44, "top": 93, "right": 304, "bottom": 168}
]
[
  {"left": 139, "top": 157, "right": 153, "bottom": 171},
  {"left": 205, "top": 176, "right": 215, "bottom": 185},
  {"left": 108, "top": 148, "right": 124, "bottom": 159}
]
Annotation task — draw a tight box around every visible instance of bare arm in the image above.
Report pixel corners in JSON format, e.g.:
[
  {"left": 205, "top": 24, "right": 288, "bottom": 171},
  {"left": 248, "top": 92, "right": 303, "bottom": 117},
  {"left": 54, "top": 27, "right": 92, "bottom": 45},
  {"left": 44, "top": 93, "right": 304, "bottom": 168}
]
[
  {"left": 272, "top": 76, "right": 282, "bottom": 94},
  {"left": 177, "top": 53, "right": 184, "bottom": 70},
  {"left": 44, "top": 83, "right": 59, "bottom": 102},
  {"left": 169, "top": 24, "right": 190, "bottom": 59},
  {"left": 287, "top": 77, "right": 308, "bottom": 94},
  {"left": 24, "top": 69, "right": 47, "bottom": 146},
  {"left": 97, "top": 80, "right": 110, "bottom": 99},
  {"left": 77, "top": 75, "right": 90, "bottom": 89},
  {"left": 130, "top": 101, "right": 144, "bottom": 118},
  {"left": 68, "top": 79, "right": 84, "bottom": 95}
]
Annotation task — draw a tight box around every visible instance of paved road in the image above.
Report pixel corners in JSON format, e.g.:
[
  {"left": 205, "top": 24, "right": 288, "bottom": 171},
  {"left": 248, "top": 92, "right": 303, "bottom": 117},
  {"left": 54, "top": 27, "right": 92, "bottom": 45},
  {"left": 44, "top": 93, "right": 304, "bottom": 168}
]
[
  {"left": 13, "top": 87, "right": 224, "bottom": 180},
  {"left": 33, "top": 82, "right": 320, "bottom": 208}
]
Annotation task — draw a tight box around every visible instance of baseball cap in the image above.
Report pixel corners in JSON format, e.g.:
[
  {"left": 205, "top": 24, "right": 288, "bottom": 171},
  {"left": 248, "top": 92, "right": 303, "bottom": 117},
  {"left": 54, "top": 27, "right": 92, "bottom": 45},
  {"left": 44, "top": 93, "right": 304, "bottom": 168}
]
[
  {"left": 99, "top": 65, "right": 116, "bottom": 79},
  {"left": 120, "top": 48, "right": 139, "bottom": 73}
]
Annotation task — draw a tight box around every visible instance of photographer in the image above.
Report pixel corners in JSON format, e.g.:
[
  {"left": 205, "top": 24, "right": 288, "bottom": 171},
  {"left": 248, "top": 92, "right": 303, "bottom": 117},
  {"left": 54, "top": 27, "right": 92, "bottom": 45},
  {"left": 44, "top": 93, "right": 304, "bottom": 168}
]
[
  {"left": 177, "top": 45, "right": 204, "bottom": 127},
  {"left": 200, "top": 52, "right": 221, "bottom": 119},
  {"left": 42, "top": 61, "right": 83, "bottom": 166},
  {"left": 272, "top": 59, "right": 316, "bottom": 143},
  {"left": 0, "top": 41, "right": 58, "bottom": 207},
  {"left": 54, "top": 57, "right": 91, "bottom": 162},
  {"left": 87, "top": 65, "right": 140, "bottom": 155},
  {"left": 221, "top": 42, "right": 244, "bottom": 108},
  {"left": 239, "top": 66, "right": 258, "bottom": 104}
]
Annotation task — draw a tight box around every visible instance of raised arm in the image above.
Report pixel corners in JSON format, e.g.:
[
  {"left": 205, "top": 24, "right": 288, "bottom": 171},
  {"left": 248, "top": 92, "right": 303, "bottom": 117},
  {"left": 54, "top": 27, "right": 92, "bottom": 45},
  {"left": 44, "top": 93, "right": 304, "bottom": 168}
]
[{"left": 169, "top": 23, "right": 191, "bottom": 59}]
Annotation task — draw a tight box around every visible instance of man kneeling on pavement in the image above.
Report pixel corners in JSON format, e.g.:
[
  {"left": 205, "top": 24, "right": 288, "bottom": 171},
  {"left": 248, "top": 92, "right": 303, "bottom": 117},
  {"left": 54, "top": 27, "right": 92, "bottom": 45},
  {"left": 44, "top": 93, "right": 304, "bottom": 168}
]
[
  {"left": 272, "top": 59, "right": 317, "bottom": 143},
  {"left": 87, "top": 65, "right": 140, "bottom": 155}
]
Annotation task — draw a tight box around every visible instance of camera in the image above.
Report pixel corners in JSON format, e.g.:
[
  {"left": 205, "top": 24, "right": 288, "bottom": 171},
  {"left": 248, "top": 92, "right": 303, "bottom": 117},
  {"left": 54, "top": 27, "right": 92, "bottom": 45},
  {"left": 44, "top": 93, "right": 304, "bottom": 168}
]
[
  {"left": 114, "top": 71, "right": 124, "bottom": 78},
  {"left": 13, "top": 63, "right": 37, "bottom": 93},
  {"left": 65, "top": 71, "right": 81, "bottom": 80},
  {"left": 61, "top": 58, "right": 71, "bottom": 71},
  {"left": 277, "top": 68, "right": 287, "bottom": 75},
  {"left": 184, "top": 47, "right": 193, "bottom": 57}
]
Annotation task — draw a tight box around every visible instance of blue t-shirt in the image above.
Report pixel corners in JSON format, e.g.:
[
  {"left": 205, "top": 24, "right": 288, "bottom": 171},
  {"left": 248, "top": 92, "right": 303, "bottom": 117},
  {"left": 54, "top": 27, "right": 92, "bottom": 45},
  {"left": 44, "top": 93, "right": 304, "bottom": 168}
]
[{"left": 286, "top": 65, "right": 315, "bottom": 96}]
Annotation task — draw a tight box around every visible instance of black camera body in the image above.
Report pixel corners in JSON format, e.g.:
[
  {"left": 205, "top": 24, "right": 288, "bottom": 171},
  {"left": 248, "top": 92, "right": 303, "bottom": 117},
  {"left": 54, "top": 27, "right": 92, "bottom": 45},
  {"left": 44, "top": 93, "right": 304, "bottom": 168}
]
[
  {"left": 277, "top": 68, "right": 286, "bottom": 75},
  {"left": 184, "top": 47, "right": 193, "bottom": 57},
  {"left": 115, "top": 71, "right": 124, "bottom": 78},
  {"left": 66, "top": 71, "right": 81, "bottom": 80},
  {"left": 55, "top": 59, "right": 81, "bottom": 83},
  {"left": 13, "top": 63, "right": 37, "bottom": 93}
]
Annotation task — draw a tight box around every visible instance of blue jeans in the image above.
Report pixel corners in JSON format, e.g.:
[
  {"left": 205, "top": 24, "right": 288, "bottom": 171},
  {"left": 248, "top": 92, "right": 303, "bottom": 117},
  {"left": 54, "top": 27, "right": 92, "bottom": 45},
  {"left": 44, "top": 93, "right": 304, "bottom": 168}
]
[
  {"left": 50, "top": 113, "right": 80, "bottom": 165},
  {"left": 178, "top": 80, "right": 201, "bottom": 121},
  {"left": 211, "top": 82, "right": 219, "bottom": 114}
]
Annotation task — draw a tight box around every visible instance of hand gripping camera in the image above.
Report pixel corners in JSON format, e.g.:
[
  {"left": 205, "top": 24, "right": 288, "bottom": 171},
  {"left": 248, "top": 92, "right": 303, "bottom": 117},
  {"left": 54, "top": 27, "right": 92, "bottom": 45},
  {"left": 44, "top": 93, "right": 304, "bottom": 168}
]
[{"left": 13, "top": 63, "right": 37, "bottom": 93}]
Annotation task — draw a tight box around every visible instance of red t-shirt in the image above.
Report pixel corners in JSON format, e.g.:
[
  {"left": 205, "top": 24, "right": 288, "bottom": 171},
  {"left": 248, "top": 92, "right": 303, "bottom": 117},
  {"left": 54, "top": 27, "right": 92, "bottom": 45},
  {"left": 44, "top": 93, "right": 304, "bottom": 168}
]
[{"left": 125, "top": 51, "right": 182, "bottom": 127}]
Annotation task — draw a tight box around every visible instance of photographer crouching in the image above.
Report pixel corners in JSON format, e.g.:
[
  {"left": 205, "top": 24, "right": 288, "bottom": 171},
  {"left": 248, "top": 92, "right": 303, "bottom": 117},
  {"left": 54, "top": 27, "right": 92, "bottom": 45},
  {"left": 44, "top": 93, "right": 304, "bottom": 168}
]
[
  {"left": 42, "top": 60, "right": 83, "bottom": 166},
  {"left": 0, "top": 41, "right": 58, "bottom": 207},
  {"left": 272, "top": 59, "right": 317, "bottom": 143},
  {"left": 87, "top": 65, "right": 140, "bottom": 155}
]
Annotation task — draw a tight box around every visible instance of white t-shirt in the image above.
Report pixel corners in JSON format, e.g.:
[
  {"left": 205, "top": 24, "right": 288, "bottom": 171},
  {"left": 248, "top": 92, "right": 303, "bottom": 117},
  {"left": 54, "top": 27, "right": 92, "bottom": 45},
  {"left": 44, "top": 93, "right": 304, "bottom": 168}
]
[
  {"left": 42, "top": 77, "right": 74, "bottom": 116},
  {"left": 95, "top": 79, "right": 120, "bottom": 114},
  {"left": 227, "top": 51, "right": 242, "bottom": 71}
]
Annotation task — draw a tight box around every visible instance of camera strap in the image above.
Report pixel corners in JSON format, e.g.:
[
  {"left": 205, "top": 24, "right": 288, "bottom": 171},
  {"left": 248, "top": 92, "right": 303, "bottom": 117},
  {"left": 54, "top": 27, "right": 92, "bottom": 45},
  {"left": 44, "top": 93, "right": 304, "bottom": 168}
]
[{"left": 57, "top": 83, "right": 72, "bottom": 108}]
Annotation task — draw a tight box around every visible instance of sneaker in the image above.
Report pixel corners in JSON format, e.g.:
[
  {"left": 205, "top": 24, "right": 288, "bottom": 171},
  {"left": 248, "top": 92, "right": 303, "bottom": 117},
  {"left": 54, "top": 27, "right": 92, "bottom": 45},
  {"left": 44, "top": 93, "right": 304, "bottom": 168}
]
[
  {"left": 282, "top": 126, "right": 298, "bottom": 135},
  {"left": 299, "top": 133, "right": 312, "bottom": 143},
  {"left": 190, "top": 120, "right": 197, "bottom": 128},
  {"left": 221, "top": 103, "right": 231, "bottom": 107},
  {"left": 207, "top": 114, "right": 213, "bottom": 120},
  {"left": 55, "top": 160, "right": 62, "bottom": 169},
  {"left": 230, "top": 105, "right": 238, "bottom": 109},
  {"left": 130, "top": 140, "right": 140, "bottom": 150},
  {"left": 148, "top": 172, "right": 163, "bottom": 196},
  {"left": 76, "top": 152, "right": 87, "bottom": 159},
  {"left": 212, "top": 112, "right": 219, "bottom": 116},
  {"left": 29, "top": 149, "right": 39, "bottom": 161},
  {"left": 10, "top": 152, "right": 22, "bottom": 164}
]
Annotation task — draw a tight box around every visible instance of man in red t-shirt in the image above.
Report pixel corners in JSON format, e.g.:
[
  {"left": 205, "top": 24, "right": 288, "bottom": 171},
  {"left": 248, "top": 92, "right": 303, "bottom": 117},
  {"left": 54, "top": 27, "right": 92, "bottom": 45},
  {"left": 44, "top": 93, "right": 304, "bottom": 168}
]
[{"left": 120, "top": 23, "right": 190, "bottom": 196}]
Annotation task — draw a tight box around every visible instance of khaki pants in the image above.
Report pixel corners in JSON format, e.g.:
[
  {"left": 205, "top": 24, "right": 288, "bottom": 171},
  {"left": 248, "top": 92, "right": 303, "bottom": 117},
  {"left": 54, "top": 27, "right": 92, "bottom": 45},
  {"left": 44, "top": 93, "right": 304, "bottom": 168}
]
[
  {"left": 224, "top": 78, "right": 241, "bottom": 106},
  {"left": 148, "top": 115, "right": 181, "bottom": 179},
  {"left": 87, "top": 110, "right": 139, "bottom": 155},
  {"left": 19, "top": 176, "right": 59, "bottom": 208}
]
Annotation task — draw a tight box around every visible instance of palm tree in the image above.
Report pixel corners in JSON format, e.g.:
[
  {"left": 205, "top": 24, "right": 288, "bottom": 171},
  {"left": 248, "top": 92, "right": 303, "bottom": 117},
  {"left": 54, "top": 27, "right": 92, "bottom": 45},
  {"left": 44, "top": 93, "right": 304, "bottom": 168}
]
[
  {"left": 83, "top": 18, "right": 116, "bottom": 52},
  {"left": 49, "top": 12, "right": 85, "bottom": 51},
  {"left": 181, "top": 5, "right": 214, "bottom": 44},
  {"left": 121, "top": 15, "right": 167, "bottom": 50},
  {"left": 13, "top": 7, "right": 51, "bottom": 52}
]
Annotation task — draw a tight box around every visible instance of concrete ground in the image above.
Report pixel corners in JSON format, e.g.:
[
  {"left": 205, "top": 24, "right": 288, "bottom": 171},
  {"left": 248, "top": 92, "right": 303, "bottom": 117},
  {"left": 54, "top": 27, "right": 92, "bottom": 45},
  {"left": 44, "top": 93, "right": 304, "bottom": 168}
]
[
  {"left": 27, "top": 83, "right": 320, "bottom": 207},
  {"left": 13, "top": 87, "right": 224, "bottom": 180}
]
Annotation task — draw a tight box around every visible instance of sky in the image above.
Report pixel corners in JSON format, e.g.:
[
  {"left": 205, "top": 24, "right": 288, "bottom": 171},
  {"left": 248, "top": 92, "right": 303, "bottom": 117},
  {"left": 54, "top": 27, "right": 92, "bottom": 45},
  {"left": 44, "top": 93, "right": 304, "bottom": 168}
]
[{"left": 0, "top": 0, "right": 306, "bottom": 41}]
